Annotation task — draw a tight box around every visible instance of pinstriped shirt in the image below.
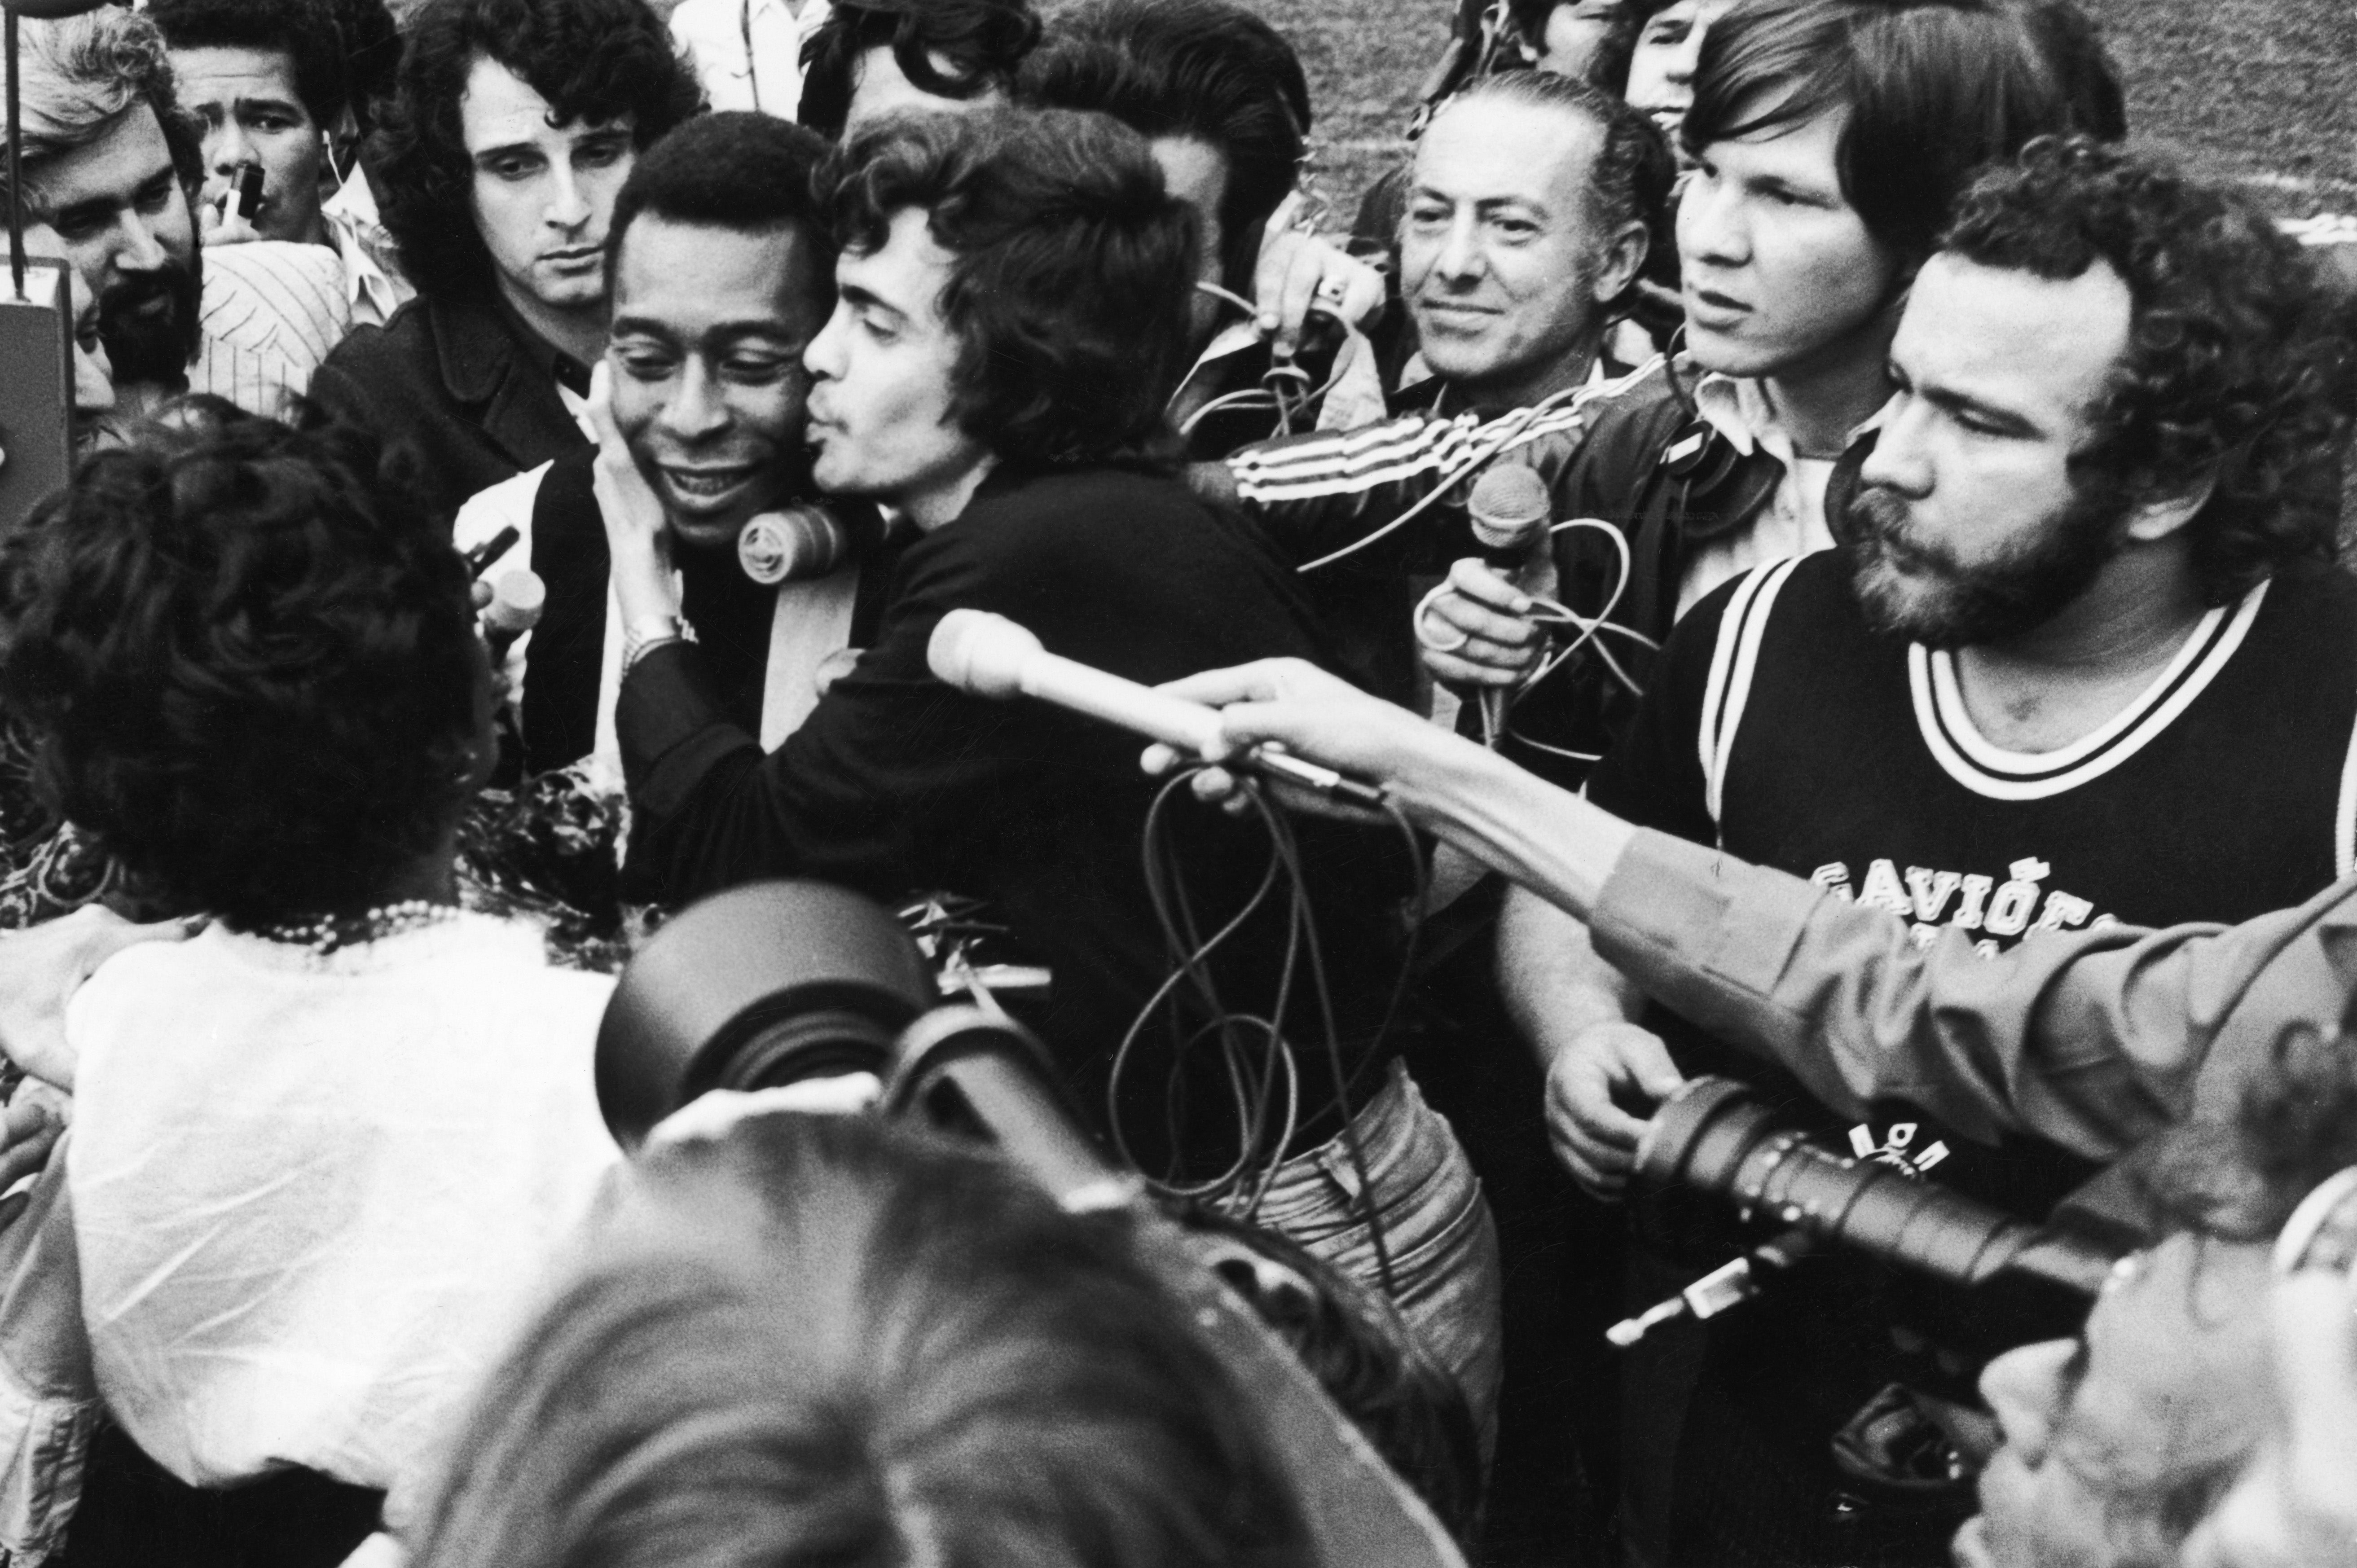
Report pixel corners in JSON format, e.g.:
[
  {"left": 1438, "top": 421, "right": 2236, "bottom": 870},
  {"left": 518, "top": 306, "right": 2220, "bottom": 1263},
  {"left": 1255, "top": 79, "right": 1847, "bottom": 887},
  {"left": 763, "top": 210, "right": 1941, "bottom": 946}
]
[{"left": 191, "top": 240, "right": 353, "bottom": 420}]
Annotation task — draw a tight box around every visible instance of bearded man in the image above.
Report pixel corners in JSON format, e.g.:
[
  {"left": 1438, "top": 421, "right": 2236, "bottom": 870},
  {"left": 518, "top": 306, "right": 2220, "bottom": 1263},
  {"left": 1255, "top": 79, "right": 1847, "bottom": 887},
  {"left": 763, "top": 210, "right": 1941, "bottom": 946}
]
[{"left": 1523, "top": 137, "right": 2357, "bottom": 1565}]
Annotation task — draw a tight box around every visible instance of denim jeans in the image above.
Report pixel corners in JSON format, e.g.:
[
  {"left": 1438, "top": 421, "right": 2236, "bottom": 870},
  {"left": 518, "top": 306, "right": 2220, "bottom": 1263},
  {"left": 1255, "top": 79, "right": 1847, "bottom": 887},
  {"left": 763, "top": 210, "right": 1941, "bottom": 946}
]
[{"left": 1253, "top": 1060, "right": 1505, "bottom": 1452}]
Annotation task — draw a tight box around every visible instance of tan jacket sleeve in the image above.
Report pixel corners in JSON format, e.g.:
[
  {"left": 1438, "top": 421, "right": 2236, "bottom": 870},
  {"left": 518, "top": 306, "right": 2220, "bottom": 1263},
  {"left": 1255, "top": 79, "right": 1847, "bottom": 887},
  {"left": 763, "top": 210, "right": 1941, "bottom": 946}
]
[{"left": 1586, "top": 829, "right": 2352, "bottom": 1161}]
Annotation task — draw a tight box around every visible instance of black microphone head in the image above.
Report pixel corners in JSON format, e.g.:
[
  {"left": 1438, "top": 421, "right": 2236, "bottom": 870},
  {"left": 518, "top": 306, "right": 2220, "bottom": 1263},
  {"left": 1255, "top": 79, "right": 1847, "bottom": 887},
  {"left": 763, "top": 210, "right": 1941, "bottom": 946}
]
[
  {"left": 595, "top": 881, "right": 936, "bottom": 1147},
  {"left": 1468, "top": 462, "right": 1550, "bottom": 554}
]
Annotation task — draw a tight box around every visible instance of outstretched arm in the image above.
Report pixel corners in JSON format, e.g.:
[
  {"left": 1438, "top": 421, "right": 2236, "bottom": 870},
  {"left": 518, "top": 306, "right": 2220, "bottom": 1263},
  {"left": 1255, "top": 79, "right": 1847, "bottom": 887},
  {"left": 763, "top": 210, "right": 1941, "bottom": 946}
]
[{"left": 1161, "top": 658, "right": 2337, "bottom": 1160}]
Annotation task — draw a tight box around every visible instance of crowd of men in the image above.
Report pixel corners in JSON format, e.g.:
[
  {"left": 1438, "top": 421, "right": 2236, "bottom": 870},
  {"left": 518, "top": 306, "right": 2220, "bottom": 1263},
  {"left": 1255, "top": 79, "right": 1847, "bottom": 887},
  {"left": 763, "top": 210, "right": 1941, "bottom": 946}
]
[{"left": 0, "top": 0, "right": 2354, "bottom": 1563}]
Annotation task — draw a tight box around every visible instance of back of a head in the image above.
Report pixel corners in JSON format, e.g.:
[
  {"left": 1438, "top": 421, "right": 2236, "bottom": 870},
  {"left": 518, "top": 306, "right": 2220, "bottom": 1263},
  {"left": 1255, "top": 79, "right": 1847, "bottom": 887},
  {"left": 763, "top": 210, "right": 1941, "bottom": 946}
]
[
  {"left": 1685, "top": 0, "right": 2125, "bottom": 265},
  {"left": 407, "top": 1113, "right": 1313, "bottom": 1568},
  {"left": 609, "top": 112, "right": 836, "bottom": 277},
  {"left": 148, "top": 0, "right": 352, "bottom": 135},
  {"left": 821, "top": 105, "right": 1198, "bottom": 469},
  {"left": 0, "top": 407, "right": 481, "bottom": 929},
  {"left": 7, "top": 8, "right": 199, "bottom": 210},
  {"left": 797, "top": 0, "right": 1042, "bottom": 139},
  {"left": 370, "top": 0, "right": 703, "bottom": 302},
  {"left": 1018, "top": 0, "right": 1309, "bottom": 292}
]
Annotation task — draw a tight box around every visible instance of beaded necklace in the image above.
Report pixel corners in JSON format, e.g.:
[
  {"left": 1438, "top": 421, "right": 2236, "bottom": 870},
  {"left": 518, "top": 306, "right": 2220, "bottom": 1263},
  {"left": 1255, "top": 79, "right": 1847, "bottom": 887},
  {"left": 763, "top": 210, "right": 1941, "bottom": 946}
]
[{"left": 258, "top": 899, "right": 462, "bottom": 956}]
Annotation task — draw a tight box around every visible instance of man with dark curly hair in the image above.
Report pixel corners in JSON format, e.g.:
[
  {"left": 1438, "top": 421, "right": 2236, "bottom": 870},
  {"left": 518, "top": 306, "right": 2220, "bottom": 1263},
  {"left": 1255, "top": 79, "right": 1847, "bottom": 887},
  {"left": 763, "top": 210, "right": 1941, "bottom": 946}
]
[
  {"left": 1514, "top": 135, "right": 2357, "bottom": 1565},
  {"left": 308, "top": 0, "right": 702, "bottom": 521},
  {"left": 598, "top": 106, "right": 1504, "bottom": 1438}
]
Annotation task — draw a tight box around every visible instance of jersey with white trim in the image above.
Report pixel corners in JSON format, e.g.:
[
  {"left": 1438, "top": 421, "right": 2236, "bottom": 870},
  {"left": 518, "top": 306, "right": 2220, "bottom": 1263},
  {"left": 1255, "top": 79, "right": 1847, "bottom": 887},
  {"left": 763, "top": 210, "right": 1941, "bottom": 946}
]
[{"left": 1587, "top": 548, "right": 2357, "bottom": 1562}]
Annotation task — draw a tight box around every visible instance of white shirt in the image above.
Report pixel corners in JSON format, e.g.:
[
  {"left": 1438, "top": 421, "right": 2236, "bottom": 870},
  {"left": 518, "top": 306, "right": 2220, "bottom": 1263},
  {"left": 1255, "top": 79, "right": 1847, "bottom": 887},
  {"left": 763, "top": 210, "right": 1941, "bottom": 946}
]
[
  {"left": 668, "top": 0, "right": 829, "bottom": 117},
  {"left": 65, "top": 916, "right": 620, "bottom": 1497},
  {"left": 191, "top": 240, "right": 352, "bottom": 419},
  {"left": 1674, "top": 372, "right": 1893, "bottom": 617}
]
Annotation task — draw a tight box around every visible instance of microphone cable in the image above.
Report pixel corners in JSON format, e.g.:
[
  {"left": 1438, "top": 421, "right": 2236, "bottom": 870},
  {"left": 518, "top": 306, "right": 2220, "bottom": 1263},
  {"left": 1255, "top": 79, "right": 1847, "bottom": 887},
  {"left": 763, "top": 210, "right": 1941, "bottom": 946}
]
[{"left": 1110, "top": 765, "right": 1429, "bottom": 1297}]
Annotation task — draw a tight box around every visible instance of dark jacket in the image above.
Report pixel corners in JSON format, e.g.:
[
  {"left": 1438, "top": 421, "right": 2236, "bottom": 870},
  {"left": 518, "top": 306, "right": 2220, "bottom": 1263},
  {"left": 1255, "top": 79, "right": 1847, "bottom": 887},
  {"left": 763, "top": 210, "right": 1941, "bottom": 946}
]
[
  {"left": 616, "top": 463, "right": 1415, "bottom": 1177},
  {"left": 309, "top": 289, "right": 587, "bottom": 525}
]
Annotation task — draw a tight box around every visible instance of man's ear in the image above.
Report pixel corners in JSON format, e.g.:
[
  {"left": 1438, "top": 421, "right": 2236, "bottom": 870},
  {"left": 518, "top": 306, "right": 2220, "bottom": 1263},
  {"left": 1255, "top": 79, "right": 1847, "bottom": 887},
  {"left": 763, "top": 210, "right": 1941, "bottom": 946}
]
[
  {"left": 1592, "top": 219, "right": 1651, "bottom": 312},
  {"left": 2122, "top": 468, "right": 2218, "bottom": 544}
]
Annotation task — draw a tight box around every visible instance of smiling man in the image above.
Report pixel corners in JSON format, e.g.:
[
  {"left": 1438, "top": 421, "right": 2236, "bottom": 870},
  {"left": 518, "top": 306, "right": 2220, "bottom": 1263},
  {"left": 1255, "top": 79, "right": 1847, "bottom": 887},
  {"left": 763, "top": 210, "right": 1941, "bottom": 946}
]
[
  {"left": 453, "top": 113, "right": 875, "bottom": 779},
  {"left": 309, "top": 0, "right": 701, "bottom": 521},
  {"left": 597, "top": 106, "right": 1505, "bottom": 1435}
]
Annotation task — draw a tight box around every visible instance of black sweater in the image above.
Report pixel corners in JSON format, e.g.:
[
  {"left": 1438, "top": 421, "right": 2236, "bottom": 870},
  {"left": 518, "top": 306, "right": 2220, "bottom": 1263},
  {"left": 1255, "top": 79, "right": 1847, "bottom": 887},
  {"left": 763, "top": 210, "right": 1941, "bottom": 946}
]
[{"left": 617, "top": 462, "right": 1415, "bottom": 1177}]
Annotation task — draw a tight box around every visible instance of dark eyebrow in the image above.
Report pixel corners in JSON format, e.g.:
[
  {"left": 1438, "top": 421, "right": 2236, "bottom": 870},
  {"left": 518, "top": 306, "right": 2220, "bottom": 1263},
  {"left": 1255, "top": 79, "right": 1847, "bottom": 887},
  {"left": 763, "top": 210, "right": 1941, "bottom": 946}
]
[
  {"left": 839, "top": 282, "right": 903, "bottom": 322},
  {"left": 232, "top": 95, "right": 308, "bottom": 120},
  {"left": 470, "top": 140, "right": 546, "bottom": 167},
  {"left": 1921, "top": 382, "right": 2043, "bottom": 439}
]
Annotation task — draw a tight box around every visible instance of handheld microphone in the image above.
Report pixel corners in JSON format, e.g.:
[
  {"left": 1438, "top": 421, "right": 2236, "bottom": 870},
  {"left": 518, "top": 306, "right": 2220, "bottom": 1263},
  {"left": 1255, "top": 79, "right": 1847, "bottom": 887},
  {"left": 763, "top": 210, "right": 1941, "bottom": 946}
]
[
  {"left": 482, "top": 568, "right": 545, "bottom": 662},
  {"left": 926, "top": 609, "right": 1386, "bottom": 810},
  {"left": 738, "top": 504, "right": 850, "bottom": 586},
  {"left": 1466, "top": 463, "right": 1550, "bottom": 575},
  {"left": 1465, "top": 464, "right": 1550, "bottom": 747}
]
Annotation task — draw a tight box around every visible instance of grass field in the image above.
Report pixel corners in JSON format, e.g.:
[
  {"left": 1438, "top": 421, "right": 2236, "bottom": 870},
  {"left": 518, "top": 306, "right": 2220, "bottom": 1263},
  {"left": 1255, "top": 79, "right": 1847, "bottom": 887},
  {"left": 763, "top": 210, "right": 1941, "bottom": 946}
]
[{"left": 1245, "top": 0, "right": 2357, "bottom": 220}]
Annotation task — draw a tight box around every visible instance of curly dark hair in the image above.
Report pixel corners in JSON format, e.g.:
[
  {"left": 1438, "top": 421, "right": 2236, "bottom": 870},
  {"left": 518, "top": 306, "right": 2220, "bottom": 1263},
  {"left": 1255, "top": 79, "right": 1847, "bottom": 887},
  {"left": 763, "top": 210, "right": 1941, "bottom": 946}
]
[
  {"left": 369, "top": 0, "right": 703, "bottom": 304},
  {"left": 1018, "top": 0, "right": 1309, "bottom": 299},
  {"left": 1941, "top": 137, "right": 2354, "bottom": 606},
  {"left": 148, "top": 0, "right": 352, "bottom": 133},
  {"left": 796, "top": 0, "right": 1039, "bottom": 140},
  {"left": 0, "top": 409, "right": 485, "bottom": 930},
  {"left": 820, "top": 106, "right": 1197, "bottom": 470}
]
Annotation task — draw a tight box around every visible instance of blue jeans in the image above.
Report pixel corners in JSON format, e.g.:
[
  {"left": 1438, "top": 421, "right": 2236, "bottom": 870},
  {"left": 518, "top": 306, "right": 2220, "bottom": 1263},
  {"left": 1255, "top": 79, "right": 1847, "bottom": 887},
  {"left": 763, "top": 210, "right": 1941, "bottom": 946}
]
[{"left": 1253, "top": 1060, "right": 1505, "bottom": 1453}]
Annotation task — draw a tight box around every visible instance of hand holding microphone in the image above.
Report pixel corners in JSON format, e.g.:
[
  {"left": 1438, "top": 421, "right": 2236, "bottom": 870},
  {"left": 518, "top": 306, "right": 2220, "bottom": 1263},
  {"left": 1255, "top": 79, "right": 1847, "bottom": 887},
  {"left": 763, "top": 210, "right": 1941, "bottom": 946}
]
[
  {"left": 925, "top": 610, "right": 1386, "bottom": 811},
  {"left": 1417, "top": 464, "right": 1557, "bottom": 701}
]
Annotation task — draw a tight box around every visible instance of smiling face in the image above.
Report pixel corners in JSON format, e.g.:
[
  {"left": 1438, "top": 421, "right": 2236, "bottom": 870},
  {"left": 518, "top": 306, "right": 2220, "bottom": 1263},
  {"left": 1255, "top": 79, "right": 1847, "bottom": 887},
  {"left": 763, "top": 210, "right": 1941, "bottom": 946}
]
[
  {"left": 459, "top": 55, "right": 636, "bottom": 319},
  {"left": 1961, "top": 1234, "right": 2276, "bottom": 1568},
  {"left": 802, "top": 206, "right": 992, "bottom": 530},
  {"left": 608, "top": 215, "right": 831, "bottom": 549},
  {"left": 171, "top": 43, "right": 326, "bottom": 245},
  {"left": 1676, "top": 105, "right": 1900, "bottom": 382},
  {"left": 1401, "top": 96, "right": 1630, "bottom": 411}
]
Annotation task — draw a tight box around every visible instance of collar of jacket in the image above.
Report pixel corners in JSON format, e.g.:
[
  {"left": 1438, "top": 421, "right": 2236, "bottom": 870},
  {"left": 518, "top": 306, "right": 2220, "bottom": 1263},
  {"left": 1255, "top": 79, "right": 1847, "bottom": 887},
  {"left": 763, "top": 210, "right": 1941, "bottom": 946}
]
[{"left": 426, "top": 288, "right": 589, "bottom": 465}]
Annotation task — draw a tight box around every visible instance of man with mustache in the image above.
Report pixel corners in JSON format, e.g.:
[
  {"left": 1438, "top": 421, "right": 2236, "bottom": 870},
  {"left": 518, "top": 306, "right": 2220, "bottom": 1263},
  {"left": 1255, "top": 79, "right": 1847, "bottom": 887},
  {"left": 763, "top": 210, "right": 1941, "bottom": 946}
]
[
  {"left": 1534, "top": 138, "right": 2357, "bottom": 1565},
  {"left": 10, "top": 6, "right": 350, "bottom": 422}
]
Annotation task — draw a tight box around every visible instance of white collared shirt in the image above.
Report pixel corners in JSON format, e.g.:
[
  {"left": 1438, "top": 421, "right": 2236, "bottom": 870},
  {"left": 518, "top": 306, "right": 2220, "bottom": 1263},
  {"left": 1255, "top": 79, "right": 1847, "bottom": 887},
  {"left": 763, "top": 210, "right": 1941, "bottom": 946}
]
[
  {"left": 1675, "top": 372, "right": 1894, "bottom": 617},
  {"left": 669, "top": 0, "right": 830, "bottom": 117}
]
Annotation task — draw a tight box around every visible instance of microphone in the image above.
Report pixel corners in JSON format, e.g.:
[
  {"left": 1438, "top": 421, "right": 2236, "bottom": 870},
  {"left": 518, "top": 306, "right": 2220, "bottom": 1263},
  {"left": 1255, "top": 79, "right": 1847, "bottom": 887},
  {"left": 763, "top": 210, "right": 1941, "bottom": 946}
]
[
  {"left": 1466, "top": 462, "right": 1550, "bottom": 575},
  {"left": 927, "top": 609, "right": 1385, "bottom": 810},
  {"left": 1465, "top": 464, "right": 1550, "bottom": 748},
  {"left": 738, "top": 504, "right": 851, "bottom": 586},
  {"left": 482, "top": 568, "right": 545, "bottom": 662}
]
